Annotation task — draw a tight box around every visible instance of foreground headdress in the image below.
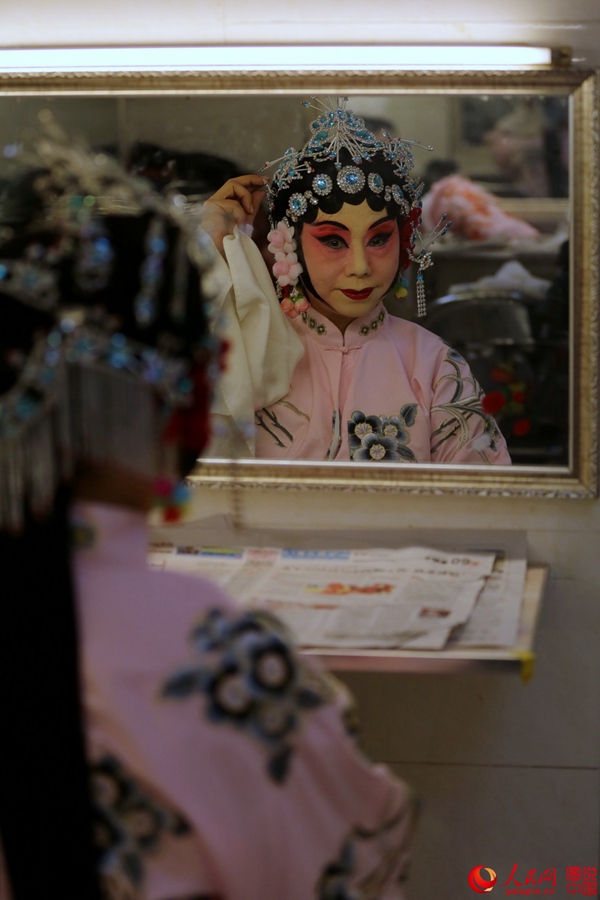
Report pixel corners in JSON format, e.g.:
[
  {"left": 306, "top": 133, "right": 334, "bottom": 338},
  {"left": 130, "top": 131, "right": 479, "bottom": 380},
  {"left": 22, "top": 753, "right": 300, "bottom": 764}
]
[
  {"left": 0, "top": 114, "right": 219, "bottom": 531},
  {"left": 261, "top": 97, "right": 450, "bottom": 318}
]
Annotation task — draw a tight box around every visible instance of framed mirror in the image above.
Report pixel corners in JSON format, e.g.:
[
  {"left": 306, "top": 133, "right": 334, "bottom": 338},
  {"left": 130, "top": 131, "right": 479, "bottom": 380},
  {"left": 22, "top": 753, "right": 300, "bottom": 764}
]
[{"left": 0, "top": 66, "right": 597, "bottom": 497}]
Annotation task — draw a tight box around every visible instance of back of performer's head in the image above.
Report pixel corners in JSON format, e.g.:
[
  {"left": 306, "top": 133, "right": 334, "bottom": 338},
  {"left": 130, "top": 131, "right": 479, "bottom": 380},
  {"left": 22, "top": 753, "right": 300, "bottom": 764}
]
[
  {"left": 0, "top": 117, "right": 222, "bottom": 531},
  {"left": 0, "top": 114, "right": 221, "bottom": 899}
]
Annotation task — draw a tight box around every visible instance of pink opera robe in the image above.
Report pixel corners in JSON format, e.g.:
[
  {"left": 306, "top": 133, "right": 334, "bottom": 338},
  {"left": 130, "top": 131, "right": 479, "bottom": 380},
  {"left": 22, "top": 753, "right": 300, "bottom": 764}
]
[
  {"left": 209, "top": 228, "right": 510, "bottom": 465},
  {"left": 71, "top": 502, "right": 416, "bottom": 900},
  {"left": 254, "top": 301, "right": 511, "bottom": 464}
]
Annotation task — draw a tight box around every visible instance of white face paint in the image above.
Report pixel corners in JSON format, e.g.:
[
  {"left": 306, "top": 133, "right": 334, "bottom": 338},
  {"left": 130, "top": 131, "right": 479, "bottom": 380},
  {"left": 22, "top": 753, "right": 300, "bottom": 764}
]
[{"left": 300, "top": 200, "right": 399, "bottom": 331}]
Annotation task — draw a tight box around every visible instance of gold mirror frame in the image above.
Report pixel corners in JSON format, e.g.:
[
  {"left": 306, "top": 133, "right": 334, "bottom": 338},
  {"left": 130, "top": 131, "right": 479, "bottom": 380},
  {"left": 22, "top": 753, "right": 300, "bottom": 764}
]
[{"left": 1, "top": 66, "right": 597, "bottom": 499}]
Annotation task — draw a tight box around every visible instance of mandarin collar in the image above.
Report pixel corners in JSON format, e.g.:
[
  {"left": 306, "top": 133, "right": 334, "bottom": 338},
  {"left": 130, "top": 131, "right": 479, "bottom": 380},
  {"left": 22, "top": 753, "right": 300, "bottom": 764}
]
[
  {"left": 296, "top": 301, "right": 388, "bottom": 348},
  {"left": 71, "top": 501, "right": 149, "bottom": 566}
]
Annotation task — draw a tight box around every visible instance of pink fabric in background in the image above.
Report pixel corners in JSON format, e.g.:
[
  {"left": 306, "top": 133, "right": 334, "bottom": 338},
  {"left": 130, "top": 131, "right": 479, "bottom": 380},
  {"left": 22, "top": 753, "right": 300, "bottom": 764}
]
[{"left": 421, "top": 174, "right": 540, "bottom": 242}]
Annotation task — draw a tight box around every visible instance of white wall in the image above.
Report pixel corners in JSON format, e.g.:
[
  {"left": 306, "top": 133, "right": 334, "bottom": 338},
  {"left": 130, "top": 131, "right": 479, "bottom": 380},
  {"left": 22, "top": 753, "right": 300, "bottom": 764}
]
[
  {"left": 2, "top": 0, "right": 600, "bottom": 69},
  {"left": 3, "top": 0, "right": 599, "bottom": 894}
]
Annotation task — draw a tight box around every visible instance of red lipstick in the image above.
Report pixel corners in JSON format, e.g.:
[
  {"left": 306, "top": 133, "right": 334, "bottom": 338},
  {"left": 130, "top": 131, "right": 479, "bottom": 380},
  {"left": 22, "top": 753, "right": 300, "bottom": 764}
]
[{"left": 341, "top": 288, "right": 374, "bottom": 300}]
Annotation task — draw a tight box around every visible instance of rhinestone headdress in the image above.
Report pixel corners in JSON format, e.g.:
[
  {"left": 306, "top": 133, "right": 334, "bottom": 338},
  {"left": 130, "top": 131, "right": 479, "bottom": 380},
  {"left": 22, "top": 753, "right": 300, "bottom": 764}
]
[
  {"left": 263, "top": 96, "right": 425, "bottom": 225},
  {"left": 0, "top": 114, "right": 220, "bottom": 531},
  {"left": 261, "top": 97, "right": 451, "bottom": 318}
]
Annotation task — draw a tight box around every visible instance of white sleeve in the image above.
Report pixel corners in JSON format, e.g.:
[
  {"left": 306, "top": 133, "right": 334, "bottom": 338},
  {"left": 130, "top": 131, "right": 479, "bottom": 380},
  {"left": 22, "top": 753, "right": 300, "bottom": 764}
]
[{"left": 208, "top": 227, "right": 304, "bottom": 456}]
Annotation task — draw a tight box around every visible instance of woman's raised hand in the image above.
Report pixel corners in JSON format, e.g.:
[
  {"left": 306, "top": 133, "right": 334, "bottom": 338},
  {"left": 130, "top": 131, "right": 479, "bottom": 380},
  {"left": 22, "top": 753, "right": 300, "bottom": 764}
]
[{"left": 201, "top": 174, "right": 267, "bottom": 254}]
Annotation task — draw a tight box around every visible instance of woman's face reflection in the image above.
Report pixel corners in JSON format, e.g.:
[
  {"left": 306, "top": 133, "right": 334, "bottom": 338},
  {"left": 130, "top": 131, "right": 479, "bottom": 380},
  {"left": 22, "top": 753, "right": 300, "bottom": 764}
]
[{"left": 300, "top": 200, "right": 399, "bottom": 329}]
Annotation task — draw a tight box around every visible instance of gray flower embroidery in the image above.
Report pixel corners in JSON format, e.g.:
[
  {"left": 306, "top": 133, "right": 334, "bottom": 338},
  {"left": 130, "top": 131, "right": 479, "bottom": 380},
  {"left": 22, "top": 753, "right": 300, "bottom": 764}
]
[
  {"left": 162, "top": 609, "right": 326, "bottom": 783},
  {"left": 348, "top": 405, "right": 418, "bottom": 462}
]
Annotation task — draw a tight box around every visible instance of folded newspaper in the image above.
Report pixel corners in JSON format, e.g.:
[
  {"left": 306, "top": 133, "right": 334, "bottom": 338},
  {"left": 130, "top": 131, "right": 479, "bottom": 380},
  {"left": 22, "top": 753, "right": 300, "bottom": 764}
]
[{"left": 148, "top": 544, "right": 527, "bottom": 651}]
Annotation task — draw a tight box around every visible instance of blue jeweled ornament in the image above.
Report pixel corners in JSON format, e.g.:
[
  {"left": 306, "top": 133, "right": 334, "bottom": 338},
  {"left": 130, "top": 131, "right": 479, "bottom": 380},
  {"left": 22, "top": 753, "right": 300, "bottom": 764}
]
[
  {"left": 135, "top": 294, "right": 155, "bottom": 326},
  {"left": 134, "top": 216, "right": 167, "bottom": 328},
  {"left": 312, "top": 173, "right": 333, "bottom": 196},
  {"left": 337, "top": 166, "right": 365, "bottom": 194},
  {"left": 368, "top": 172, "right": 385, "bottom": 195},
  {"left": 287, "top": 192, "right": 308, "bottom": 220}
]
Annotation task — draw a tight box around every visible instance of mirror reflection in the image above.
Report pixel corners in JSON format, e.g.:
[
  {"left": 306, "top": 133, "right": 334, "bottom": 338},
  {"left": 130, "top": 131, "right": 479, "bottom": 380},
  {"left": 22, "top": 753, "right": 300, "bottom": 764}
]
[{"left": 0, "top": 92, "right": 570, "bottom": 466}]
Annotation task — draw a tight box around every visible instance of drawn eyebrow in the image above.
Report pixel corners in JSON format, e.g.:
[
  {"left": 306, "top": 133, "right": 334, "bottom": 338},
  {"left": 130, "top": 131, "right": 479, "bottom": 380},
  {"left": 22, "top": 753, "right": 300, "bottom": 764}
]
[
  {"left": 308, "top": 215, "right": 394, "bottom": 232},
  {"left": 308, "top": 220, "right": 349, "bottom": 231},
  {"left": 369, "top": 216, "right": 395, "bottom": 229}
]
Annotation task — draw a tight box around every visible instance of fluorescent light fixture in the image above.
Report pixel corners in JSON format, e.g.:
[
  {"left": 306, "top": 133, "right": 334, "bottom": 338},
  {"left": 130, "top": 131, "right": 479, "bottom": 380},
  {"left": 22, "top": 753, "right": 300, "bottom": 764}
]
[{"left": 0, "top": 45, "right": 556, "bottom": 73}]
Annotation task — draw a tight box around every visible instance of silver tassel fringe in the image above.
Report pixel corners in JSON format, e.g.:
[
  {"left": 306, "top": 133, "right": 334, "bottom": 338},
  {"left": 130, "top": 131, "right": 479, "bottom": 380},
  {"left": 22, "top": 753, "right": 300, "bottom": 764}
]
[{"left": 1, "top": 361, "right": 163, "bottom": 532}]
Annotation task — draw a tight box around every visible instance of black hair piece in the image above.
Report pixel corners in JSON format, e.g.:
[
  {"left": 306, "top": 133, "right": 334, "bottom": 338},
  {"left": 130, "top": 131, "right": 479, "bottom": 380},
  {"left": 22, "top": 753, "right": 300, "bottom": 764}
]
[{"left": 270, "top": 147, "right": 410, "bottom": 230}]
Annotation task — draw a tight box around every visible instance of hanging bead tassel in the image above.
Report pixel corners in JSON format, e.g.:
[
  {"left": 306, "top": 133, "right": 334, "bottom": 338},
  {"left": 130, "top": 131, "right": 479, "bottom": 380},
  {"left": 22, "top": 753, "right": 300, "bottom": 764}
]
[
  {"left": 70, "top": 361, "right": 161, "bottom": 478},
  {"left": 169, "top": 231, "right": 189, "bottom": 324},
  {"left": 0, "top": 334, "right": 70, "bottom": 532},
  {"left": 134, "top": 215, "right": 167, "bottom": 328},
  {"left": 416, "top": 271, "right": 427, "bottom": 318},
  {"left": 152, "top": 477, "right": 192, "bottom": 523},
  {"left": 410, "top": 213, "right": 452, "bottom": 319}
]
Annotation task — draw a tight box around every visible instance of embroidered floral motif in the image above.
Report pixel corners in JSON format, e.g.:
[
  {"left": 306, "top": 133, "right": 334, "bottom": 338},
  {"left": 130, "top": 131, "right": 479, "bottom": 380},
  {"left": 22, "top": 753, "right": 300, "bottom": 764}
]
[
  {"left": 431, "top": 347, "right": 503, "bottom": 461},
  {"left": 359, "top": 309, "right": 386, "bottom": 336},
  {"left": 162, "top": 609, "right": 327, "bottom": 783},
  {"left": 348, "top": 405, "right": 418, "bottom": 462},
  {"left": 317, "top": 801, "right": 413, "bottom": 899},
  {"left": 318, "top": 841, "right": 362, "bottom": 900},
  {"left": 255, "top": 407, "right": 293, "bottom": 447},
  {"left": 355, "top": 432, "right": 398, "bottom": 461},
  {"left": 301, "top": 310, "right": 327, "bottom": 335},
  {"left": 70, "top": 517, "right": 96, "bottom": 549},
  {"left": 90, "top": 756, "right": 190, "bottom": 893},
  {"left": 255, "top": 401, "right": 311, "bottom": 448}
]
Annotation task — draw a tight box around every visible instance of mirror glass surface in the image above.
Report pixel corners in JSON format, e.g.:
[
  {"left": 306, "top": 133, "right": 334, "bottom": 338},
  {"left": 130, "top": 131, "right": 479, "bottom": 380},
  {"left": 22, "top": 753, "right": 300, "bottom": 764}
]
[{"left": 0, "top": 69, "right": 596, "bottom": 496}]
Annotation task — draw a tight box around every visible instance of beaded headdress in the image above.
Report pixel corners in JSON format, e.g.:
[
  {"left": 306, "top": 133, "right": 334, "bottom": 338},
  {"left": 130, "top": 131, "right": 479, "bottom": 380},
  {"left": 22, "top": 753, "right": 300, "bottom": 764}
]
[
  {"left": 262, "top": 97, "right": 450, "bottom": 318},
  {"left": 0, "top": 114, "right": 220, "bottom": 531}
]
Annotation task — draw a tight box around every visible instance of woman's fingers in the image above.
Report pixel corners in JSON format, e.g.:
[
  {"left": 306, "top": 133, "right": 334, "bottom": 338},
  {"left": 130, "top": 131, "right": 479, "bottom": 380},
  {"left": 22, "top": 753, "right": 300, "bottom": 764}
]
[
  {"left": 210, "top": 174, "right": 266, "bottom": 216},
  {"left": 202, "top": 175, "right": 268, "bottom": 254},
  {"left": 203, "top": 198, "right": 250, "bottom": 227}
]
